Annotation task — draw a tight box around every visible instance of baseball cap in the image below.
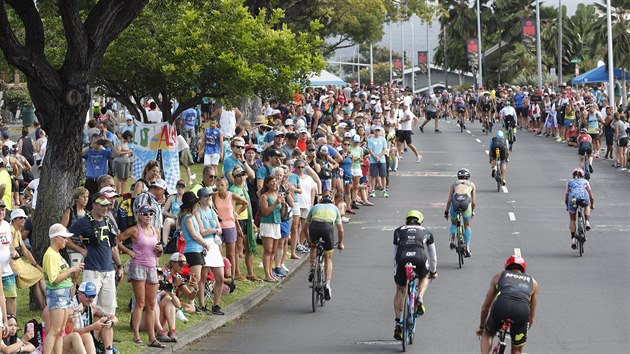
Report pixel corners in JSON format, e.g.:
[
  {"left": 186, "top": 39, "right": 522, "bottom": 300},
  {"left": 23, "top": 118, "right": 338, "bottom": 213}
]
[
  {"left": 298, "top": 127, "right": 308, "bottom": 134},
  {"left": 286, "top": 132, "right": 298, "bottom": 140},
  {"left": 284, "top": 119, "right": 294, "bottom": 126},
  {"left": 94, "top": 194, "right": 113, "bottom": 206},
  {"left": 99, "top": 186, "right": 119, "bottom": 198},
  {"left": 169, "top": 252, "right": 187, "bottom": 264},
  {"left": 1, "top": 131, "right": 9, "bottom": 138},
  {"left": 197, "top": 187, "right": 213, "bottom": 198},
  {"left": 319, "top": 145, "right": 329, "bottom": 155},
  {"left": 343, "top": 132, "right": 353, "bottom": 138},
  {"left": 78, "top": 282, "right": 97, "bottom": 297},
  {"left": 138, "top": 204, "right": 156, "bottom": 215},
  {"left": 244, "top": 145, "right": 258, "bottom": 153},
  {"left": 49, "top": 223, "right": 73, "bottom": 239},
  {"left": 306, "top": 144, "right": 316, "bottom": 151},
  {"left": 352, "top": 135, "right": 361, "bottom": 143},
  {"left": 10, "top": 209, "right": 26, "bottom": 221},
  {"left": 150, "top": 179, "right": 168, "bottom": 190},
  {"left": 176, "top": 179, "right": 186, "bottom": 188},
  {"left": 232, "top": 165, "right": 245, "bottom": 176},
  {"left": 338, "top": 122, "right": 348, "bottom": 129}
]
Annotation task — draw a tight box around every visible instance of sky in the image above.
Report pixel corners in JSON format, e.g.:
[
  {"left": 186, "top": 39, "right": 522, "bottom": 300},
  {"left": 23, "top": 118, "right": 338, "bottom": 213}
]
[{"left": 331, "top": 0, "right": 599, "bottom": 66}]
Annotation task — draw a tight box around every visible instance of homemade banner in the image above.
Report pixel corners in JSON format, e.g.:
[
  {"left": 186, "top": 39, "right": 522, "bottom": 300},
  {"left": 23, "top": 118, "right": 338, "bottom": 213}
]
[{"left": 132, "top": 120, "right": 180, "bottom": 193}]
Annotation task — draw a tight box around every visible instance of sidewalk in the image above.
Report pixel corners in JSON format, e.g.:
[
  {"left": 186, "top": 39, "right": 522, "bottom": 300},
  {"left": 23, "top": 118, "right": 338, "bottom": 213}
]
[{"left": 150, "top": 253, "right": 309, "bottom": 353}]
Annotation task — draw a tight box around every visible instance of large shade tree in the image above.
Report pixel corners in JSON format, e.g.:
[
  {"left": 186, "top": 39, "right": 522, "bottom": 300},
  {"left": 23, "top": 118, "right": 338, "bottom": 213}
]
[{"left": 0, "top": 0, "right": 149, "bottom": 261}]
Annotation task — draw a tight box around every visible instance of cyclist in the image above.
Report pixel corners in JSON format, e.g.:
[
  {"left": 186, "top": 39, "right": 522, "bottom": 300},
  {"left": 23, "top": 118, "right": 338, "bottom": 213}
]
[
  {"left": 489, "top": 130, "right": 509, "bottom": 185},
  {"left": 577, "top": 128, "right": 594, "bottom": 174},
  {"left": 455, "top": 95, "right": 468, "bottom": 129},
  {"left": 500, "top": 101, "right": 517, "bottom": 138},
  {"left": 444, "top": 169, "right": 476, "bottom": 257},
  {"left": 476, "top": 255, "right": 539, "bottom": 354},
  {"left": 477, "top": 92, "right": 494, "bottom": 132},
  {"left": 392, "top": 210, "right": 437, "bottom": 340},
  {"left": 306, "top": 195, "right": 344, "bottom": 301},
  {"left": 440, "top": 90, "right": 451, "bottom": 119},
  {"left": 565, "top": 168, "right": 595, "bottom": 249},
  {"left": 467, "top": 89, "right": 477, "bottom": 122}
]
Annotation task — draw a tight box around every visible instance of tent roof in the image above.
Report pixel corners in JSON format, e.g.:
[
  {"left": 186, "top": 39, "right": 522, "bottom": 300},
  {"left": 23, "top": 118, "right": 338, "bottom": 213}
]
[
  {"left": 308, "top": 69, "right": 346, "bottom": 87},
  {"left": 572, "top": 66, "right": 630, "bottom": 84}
]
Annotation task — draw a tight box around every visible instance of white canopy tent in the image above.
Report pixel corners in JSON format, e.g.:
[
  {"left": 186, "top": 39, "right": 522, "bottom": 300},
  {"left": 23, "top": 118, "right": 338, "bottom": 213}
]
[{"left": 307, "top": 69, "right": 346, "bottom": 87}]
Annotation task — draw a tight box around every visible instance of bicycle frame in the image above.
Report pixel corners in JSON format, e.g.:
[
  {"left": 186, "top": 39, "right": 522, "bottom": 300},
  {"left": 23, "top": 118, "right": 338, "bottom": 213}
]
[
  {"left": 575, "top": 203, "right": 587, "bottom": 256},
  {"left": 495, "top": 148, "right": 502, "bottom": 192},
  {"left": 311, "top": 241, "right": 326, "bottom": 312},
  {"left": 492, "top": 319, "right": 512, "bottom": 354},
  {"left": 401, "top": 263, "right": 418, "bottom": 351}
]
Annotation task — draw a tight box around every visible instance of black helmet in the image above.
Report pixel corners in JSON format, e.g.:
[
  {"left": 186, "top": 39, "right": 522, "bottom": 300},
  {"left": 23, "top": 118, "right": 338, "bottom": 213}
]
[
  {"left": 320, "top": 195, "right": 333, "bottom": 204},
  {"left": 457, "top": 168, "right": 471, "bottom": 179}
]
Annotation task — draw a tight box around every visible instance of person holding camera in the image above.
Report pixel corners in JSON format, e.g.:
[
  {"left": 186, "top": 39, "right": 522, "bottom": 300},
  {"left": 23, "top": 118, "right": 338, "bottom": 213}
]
[
  {"left": 1, "top": 315, "right": 36, "bottom": 353},
  {"left": 259, "top": 176, "right": 285, "bottom": 283},
  {"left": 69, "top": 282, "right": 117, "bottom": 354},
  {"left": 42, "top": 224, "right": 84, "bottom": 354},
  {"left": 116, "top": 205, "right": 164, "bottom": 348},
  {"left": 81, "top": 134, "right": 120, "bottom": 196}
]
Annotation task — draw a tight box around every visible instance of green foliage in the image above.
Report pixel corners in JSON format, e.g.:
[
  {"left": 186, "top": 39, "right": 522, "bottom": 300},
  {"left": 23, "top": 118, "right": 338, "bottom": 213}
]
[
  {"left": 99, "top": 0, "right": 324, "bottom": 117},
  {"left": 3, "top": 88, "right": 32, "bottom": 109}
]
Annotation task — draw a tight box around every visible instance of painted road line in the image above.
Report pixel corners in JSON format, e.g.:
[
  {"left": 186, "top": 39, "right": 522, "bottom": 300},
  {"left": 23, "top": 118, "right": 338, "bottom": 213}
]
[
  {"left": 508, "top": 212, "right": 516, "bottom": 221},
  {"left": 502, "top": 186, "right": 509, "bottom": 193},
  {"left": 466, "top": 130, "right": 471, "bottom": 134},
  {"left": 485, "top": 150, "right": 489, "bottom": 155},
  {"left": 514, "top": 248, "right": 521, "bottom": 257},
  {"left": 476, "top": 138, "right": 481, "bottom": 143}
]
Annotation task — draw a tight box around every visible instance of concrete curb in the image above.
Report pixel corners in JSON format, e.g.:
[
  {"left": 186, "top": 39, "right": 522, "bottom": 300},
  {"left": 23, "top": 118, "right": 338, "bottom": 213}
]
[{"left": 151, "top": 253, "right": 309, "bottom": 353}]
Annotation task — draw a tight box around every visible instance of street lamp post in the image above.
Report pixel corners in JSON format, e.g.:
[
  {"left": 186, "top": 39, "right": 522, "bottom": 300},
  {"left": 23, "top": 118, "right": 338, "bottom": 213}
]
[
  {"left": 427, "top": 21, "right": 432, "bottom": 93},
  {"left": 411, "top": 21, "right": 415, "bottom": 94},
  {"left": 476, "top": 0, "right": 483, "bottom": 89},
  {"left": 558, "top": 0, "right": 563, "bottom": 86},
  {"left": 401, "top": 23, "right": 405, "bottom": 88},
  {"left": 536, "top": 0, "right": 542, "bottom": 88},
  {"left": 389, "top": 22, "right": 393, "bottom": 83},
  {"left": 606, "top": 0, "right": 615, "bottom": 106}
]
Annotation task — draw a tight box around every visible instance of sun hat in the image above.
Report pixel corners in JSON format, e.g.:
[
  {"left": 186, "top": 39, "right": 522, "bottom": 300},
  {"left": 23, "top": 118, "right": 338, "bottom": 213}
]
[
  {"left": 181, "top": 191, "right": 199, "bottom": 209},
  {"left": 49, "top": 223, "right": 73, "bottom": 239},
  {"left": 10, "top": 209, "right": 26, "bottom": 221}
]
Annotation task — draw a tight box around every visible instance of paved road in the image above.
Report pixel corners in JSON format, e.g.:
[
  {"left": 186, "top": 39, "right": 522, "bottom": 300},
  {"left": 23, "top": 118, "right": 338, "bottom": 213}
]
[{"left": 177, "top": 119, "right": 630, "bottom": 353}]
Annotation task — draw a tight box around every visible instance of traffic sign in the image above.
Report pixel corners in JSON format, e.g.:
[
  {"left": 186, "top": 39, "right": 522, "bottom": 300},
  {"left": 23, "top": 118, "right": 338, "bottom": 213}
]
[{"left": 570, "top": 58, "right": 581, "bottom": 64}]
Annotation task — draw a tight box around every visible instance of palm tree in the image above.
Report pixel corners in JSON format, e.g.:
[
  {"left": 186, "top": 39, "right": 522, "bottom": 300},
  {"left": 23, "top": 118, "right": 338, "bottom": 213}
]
[
  {"left": 592, "top": 0, "right": 630, "bottom": 106},
  {"left": 433, "top": 0, "right": 479, "bottom": 74}
]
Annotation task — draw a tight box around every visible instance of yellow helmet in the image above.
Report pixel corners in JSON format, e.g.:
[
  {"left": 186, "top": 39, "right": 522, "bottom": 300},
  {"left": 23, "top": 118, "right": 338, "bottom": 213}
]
[{"left": 405, "top": 210, "right": 424, "bottom": 224}]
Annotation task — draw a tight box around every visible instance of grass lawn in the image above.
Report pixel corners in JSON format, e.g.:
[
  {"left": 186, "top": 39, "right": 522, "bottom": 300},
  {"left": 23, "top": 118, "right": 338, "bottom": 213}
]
[{"left": 16, "top": 163, "right": 276, "bottom": 354}]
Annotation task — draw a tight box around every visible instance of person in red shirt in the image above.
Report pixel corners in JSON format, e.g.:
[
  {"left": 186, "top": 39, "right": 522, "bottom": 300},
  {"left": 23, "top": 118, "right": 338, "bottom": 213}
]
[{"left": 577, "top": 128, "right": 593, "bottom": 173}]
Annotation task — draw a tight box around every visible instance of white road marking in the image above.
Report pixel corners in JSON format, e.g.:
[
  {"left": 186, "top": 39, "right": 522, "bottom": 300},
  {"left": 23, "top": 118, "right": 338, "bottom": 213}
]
[
  {"left": 484, "top": 150, "right": 489, "bottom": 155},
  {"left": 510, "top": 232, "right": 520, "bottom": 235},
  {"left": 508, "top": 212, "right": 516, "bottom": 221},
  {"left": 502, "top": 186, "right": 509, "bottom": 193},
  {"left": 514, "top": 248, "right": 521, "bottom": 257},
  {"left": 466, "top": 130, "right": 471, "bottom": 134},
  {"left": 476, "top": 138, "right": 481, "bottom": 143}
]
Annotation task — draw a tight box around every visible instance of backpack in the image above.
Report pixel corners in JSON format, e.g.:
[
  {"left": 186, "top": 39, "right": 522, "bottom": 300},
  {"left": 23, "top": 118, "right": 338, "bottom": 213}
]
[{"left": 80, "top": 212, "right": 116, "bottom": 247}]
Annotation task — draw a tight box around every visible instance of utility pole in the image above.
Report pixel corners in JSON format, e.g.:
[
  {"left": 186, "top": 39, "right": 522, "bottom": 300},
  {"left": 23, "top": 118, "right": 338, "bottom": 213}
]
[
  {"left": 443, "top": 27, "right": 448, "bottom": 89},
  {"left": 606, "top": 0, "right": 615, "bottom": 106},
  {"left": 536, "top": 0, "right": 542, "bottom": 88},
  {"left": 401, "top": 23, "right": 405, "bottom": 88},
  {"left": 558, "top": 0, "right": 563, "bottom": 86},
  {"left": 427, "top": 21, "right": 432, "bottom": 93},
  {"left": 476, "top": 0, "right": 483, "bottom": 89},
  {"left": 389, "top": 22, "right": 393, "bottom": 83}
]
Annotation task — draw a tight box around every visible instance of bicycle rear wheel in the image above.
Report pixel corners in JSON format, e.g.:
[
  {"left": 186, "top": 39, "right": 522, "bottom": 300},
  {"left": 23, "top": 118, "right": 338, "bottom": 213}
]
[
  {"left": 457, "top": 223, "right": 464, "bottom": 268},
  {"left": 311, "top": 268, "right": 317, "bottom": 312},
  {"left": 402, "top": 289, "right": 410, "bottom": 352},
  {"left": 577, "top": 210, "right": 585, "bottom": 257},
  {"left": 318, "top": 258, "right": 325, "bottom": 306},
  {"left": 496, "top": 163, "right": 502, "bottom": 192}
]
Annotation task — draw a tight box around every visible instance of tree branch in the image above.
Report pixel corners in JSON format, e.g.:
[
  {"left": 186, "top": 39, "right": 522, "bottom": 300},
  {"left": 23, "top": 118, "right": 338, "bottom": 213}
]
[
  {"left": 5, "top": 0, "right": 44, "bottom": 54},
  {"left": 58, "top": 0, "right": 89, "bottom": 74}
]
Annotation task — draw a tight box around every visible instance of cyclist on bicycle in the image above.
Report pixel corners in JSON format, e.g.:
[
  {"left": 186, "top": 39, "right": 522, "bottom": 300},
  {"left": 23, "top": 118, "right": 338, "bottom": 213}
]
[
  {"left": 392, "top": 210, "right": 437, "bottom": 340},
  {"left": 489, "top": 130, "right": 509, "bottom": 185},
  {"left": 306, "top": 195, "right": 344, "bottom": 301},
  {"left": 444, "top": 169, "right": 476, "bottom": 257},
  {"left": 455, "top": 95, "right": 468, "bottom": 129},
  {"left": 565, "top": 168, "right": 595, "bottom": 249},
  {"left": 476, "top": 255, "right": 539, "bottom": 354},
  {"left": 440, "top": 90, "right": 451, "bottom": 119},
  {"left": 500, "top": 101, "right": 517, "bottom": 138},
  {"left": 577, "top": 128, "right": 594, "bottom": 174},
  {"left": 477, "top": 92, "right": 494, "bottom": 132}
]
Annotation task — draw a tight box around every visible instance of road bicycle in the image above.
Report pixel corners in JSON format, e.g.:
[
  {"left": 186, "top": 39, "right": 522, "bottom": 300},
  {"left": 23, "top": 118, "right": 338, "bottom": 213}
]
[
  {"left": 400, "top": 263, "right": 418, "bottom": 352},
  {"left": 310, "top": 239, "right": 326, "bottom": 312},
  {"left": 573, "top": 197, "right": 588, "bottom": 257},
  {"left": 447, "top": 209, "right": 466, "bottom": 268},
  {"left": 494, "top": 148, "right": 503, "bottom": 192},
  {"left": 505, "top": 117, "right": 516, "bottom": 151},
  {"left": 583, "top": 154, "right": 591, "bottom": 181},
  {"left": 492, "top": 319, "right": 513, "bottom": 354}
]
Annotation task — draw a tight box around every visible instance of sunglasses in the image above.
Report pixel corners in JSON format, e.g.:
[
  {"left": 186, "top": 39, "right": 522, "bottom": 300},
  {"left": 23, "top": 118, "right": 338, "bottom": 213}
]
[
  {"left": 307, "top": 149, "right": 315, "bottom": 152},
  {"left": 342, "top": 143, "right": 350, "bottom": 146},
  {"left": 235, "top": 173, "right": 246, "bottom": 177},
  {"left": 14, "top": 217, "right": 25, "bottom": 220},
  {"left": 142, "top": 212, "right": 155, "bottom": 217},
  {"left": 207, "top": 175, "right": 217, "bottom": 179},
  {"left": 177, "top": 261, "right": 186, "bottom": 266},
  {"left": 233, "top": 145, "right": 245, "bottom": 149},
  {"left": 85, "top": 294, "right": 96, "bottom": 299},
  {"left": 295, "top": 166, "right": 305, "bottom": 169}
]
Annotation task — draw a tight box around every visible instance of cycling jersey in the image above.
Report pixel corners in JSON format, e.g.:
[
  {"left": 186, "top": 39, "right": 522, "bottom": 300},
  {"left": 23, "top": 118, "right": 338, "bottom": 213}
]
[
  {"left": 566, "top": 178, "right": 591, "bottom": 212},
  {"left": 392, "top": 224, "right": 436, "bottom": 286},
  {"left": 577, "top": 133, "right": 593, "bottom": 156},
  {"left": 489, "top": 137, "right": 509, "bottom": 160}
]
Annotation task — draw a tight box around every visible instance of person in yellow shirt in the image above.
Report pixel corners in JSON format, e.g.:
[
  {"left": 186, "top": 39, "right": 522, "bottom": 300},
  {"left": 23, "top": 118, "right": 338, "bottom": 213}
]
[
  {"left": 0, "top": 160, "right": 12, "bottom": 211},
  {"left": 42, "top": 224, "right": 84, "bottom": 354}
]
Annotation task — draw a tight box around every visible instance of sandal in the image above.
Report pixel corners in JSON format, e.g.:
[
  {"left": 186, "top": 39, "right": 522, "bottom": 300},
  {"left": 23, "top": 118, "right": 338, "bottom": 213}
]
[
  {"left": 133, "top": 338, "right": 145, "bottom": 346},
  {"left": 235, "top": 274, "right": 250, "bottom": 282},
  {"left": 148, "top": 340, "right": 166, "bottom": 349},
  {"left": 247, "top": 275, "right": 262, "bottom": 281},
  {"left": 264, "top": 277, "right": 279, "bottom": 283}
]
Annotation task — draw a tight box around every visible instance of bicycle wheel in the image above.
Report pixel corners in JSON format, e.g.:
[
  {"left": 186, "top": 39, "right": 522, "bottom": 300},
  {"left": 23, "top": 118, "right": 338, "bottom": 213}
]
[
  {"left": 496, "top": 169, "right": 502, "bottom": 192},
  {"left": 401, "top": 288, "right": 410, "bottom": 352},
  {"left": 318, "top": 257, "right": 325, "bottom": 306},
  {"left": 408, "top": 287, "right": 417, "bottom": 345},
  {"left": 457, "top": 223, "right": 464, "bottom": 268},
  {"left": 311, "top": 267, "right": 317, "bottom": 312},
  {"left": 577, "top": 210, "right": 585, "bottom": 257},
  {"left": 584, "top": 160, "right": 590, "bottom": 180}
]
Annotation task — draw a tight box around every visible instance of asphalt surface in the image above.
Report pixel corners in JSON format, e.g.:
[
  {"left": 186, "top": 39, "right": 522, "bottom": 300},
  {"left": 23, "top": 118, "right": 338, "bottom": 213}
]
[{"left": 175, "top": 119, "right": 630, "bottom": 353}]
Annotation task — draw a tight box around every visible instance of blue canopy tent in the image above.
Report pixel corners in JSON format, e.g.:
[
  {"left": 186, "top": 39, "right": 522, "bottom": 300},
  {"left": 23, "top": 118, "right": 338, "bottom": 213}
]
[
  {"left": 572, "top": 66, "right": 630, "bottom": 85},
  {"left": 307, "top": 70, "right": 346, "bottom": 87}
]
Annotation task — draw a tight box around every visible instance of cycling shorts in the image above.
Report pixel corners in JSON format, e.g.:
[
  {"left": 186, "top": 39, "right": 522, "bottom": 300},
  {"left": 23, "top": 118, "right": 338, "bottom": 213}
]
[
  {"left": 449, "top": 196, "right": 472, "bottom": 222},
  {"left": 490, "top": 145, "right": 508, "bottom": 162},
  {"left": 578, "top": 142, "right": 593, "bottom": 156},
  {"left": 567, "top": 194, "right": 590, "bottom": 213},
  {"left": 394, "top": 251, "right": 428, "bottom": 287},
  {"left": 504, "top": 115, "right": 516, "bottom": 129},
  {"left": 484, "top": 297, "right": 530, "bottom": 347},
  {"left": 397, "top": 130, "right": 412, "bottom": 145},
  {"left": 457, "top": 107, "right": 466, "bottom": 113},
  {"left": 308, "top": 221, "right": 335, "bottom": 252}
]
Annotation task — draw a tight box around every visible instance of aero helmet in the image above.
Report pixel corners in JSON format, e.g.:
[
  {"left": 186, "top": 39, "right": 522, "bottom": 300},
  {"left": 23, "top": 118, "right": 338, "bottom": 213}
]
[
  {"left": 505, "top": 255, "right": 526, "bottom": 273},
  {"left": 457, "top": 168, "right": 471, "bottom": 179},
  {"left": 580, "top": 128, "right": 588, "bottom": 134},
  {"left": 572, "top": 167, "right": 584, "bottom": 177},
  {"left": 405, "top": 210, "right": 424, "bottom": 224},
  {"left": 496, "top": 130, "right": 505, "bottom": 138}
]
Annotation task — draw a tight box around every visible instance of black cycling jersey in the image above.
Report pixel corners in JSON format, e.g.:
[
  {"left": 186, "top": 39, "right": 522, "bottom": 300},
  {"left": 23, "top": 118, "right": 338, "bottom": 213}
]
[
  {"left": 393, "top": 224, "right": 434, "bottom": 285},
  {"left": 496, "top": 270, "right": 534, "bottom": 302}
]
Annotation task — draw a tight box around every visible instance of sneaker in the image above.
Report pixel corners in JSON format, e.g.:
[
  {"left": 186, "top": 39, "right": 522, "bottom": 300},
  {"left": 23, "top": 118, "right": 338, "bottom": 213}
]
[
  {"left": 382, "top": 191, "right": 389, "bottom": 198},
  {"left": 168, "top": 330, "right": 178, "bottom": 343},
  {"left": 556, "top": 137, "right": 563, "bottom": 142},
  {"left": 622, "top": 168, "right": 628, "bottom": 171},
  {"left": 341, "top": 216, "right": 350, "bottom": 223},
  {"left": 176, "top": 309, "right": 188, "bottom": 323},
  {"left": 416, "top": 156, "right": 422, "bottom": 163},
  {"left": 419, "top": 126, "right": 424, "bottom": 133},
  {"left": 211, "top": 305, "right": 225, "bottom": 315},
  {"left": 324, "top": 285, "right": 332, "bottom": 300},
  {"left": 449, "top": 234, "right": 456, "bottom": 250},
  {"left": 491, "top": 167, "right": 496, "bottom": 178},
  {"left": 308, "top": 269, "right": 314, "bottom": 283},
  {"left": 190, "top": 173, "right": 197, "bottom": 180},
  {"left": 196, "top": 306, "right": 211, "bottom": 315},
  {"left": 502, "top": 178, "right": 506, "bottom": 186},
  {"left": 369, "top": 191, "right": 376, "bottom": 198},
  {"left": 351, "top": 203, "right": 360, "bottom": 210},
  {"left": 585, "top": 221, "right": 591, "bottom": 231},
  {"left": 273, "top": 267, "right": 287, "bottom": 278},
  {"left": 280, "top": 264, "right": 289, "bottom": 273},
  {"left": 414, "top": 300, "right": 425, "bottom": 316},
  {"left": 346, "top": 209, "right": 356, "bottom": 215},
  {"left": 156, "top": 331, "right": 172, "bottom": 343},
  {"left": 589, "top": 164, "right": 593, "bottom": 173},
  {"left": 464, "top": 248, "right": 472, "bottom": 258},
  {"left": 571, "top": 237, "right": 577, "bottom": 250},
  {"left": 393, "top": 324, "right": 403, "bottom": 340}
]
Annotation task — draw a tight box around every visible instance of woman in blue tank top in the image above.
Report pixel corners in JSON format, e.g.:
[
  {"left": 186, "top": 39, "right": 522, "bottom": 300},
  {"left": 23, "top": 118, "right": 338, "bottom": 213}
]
[{"left": 162, "top": 180, "right": 186, "bottom": 244}]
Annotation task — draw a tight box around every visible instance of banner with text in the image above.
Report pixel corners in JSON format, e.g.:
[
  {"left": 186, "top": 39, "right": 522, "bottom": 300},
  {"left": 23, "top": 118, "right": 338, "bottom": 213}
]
[
  {"left": 132, "top": 120, "right": 180, "bottom": 193},
  {"left": 417, "top": 51, "right": 428, "bottom": 74},
  {"left": 522, "top": 19, "right": 536, "bottom": 50},
  {"left": 466, "top": 39, "right": 479, "bottom": 69}
]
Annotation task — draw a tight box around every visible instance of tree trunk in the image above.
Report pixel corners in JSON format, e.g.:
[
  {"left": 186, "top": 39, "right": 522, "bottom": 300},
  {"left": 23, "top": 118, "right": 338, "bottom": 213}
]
[
  {"left": 29, "top": 82, "right": 88, "bottom": 263},
  {"left": 240, "top": 96, "right": 262, "bottom": 123}
]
